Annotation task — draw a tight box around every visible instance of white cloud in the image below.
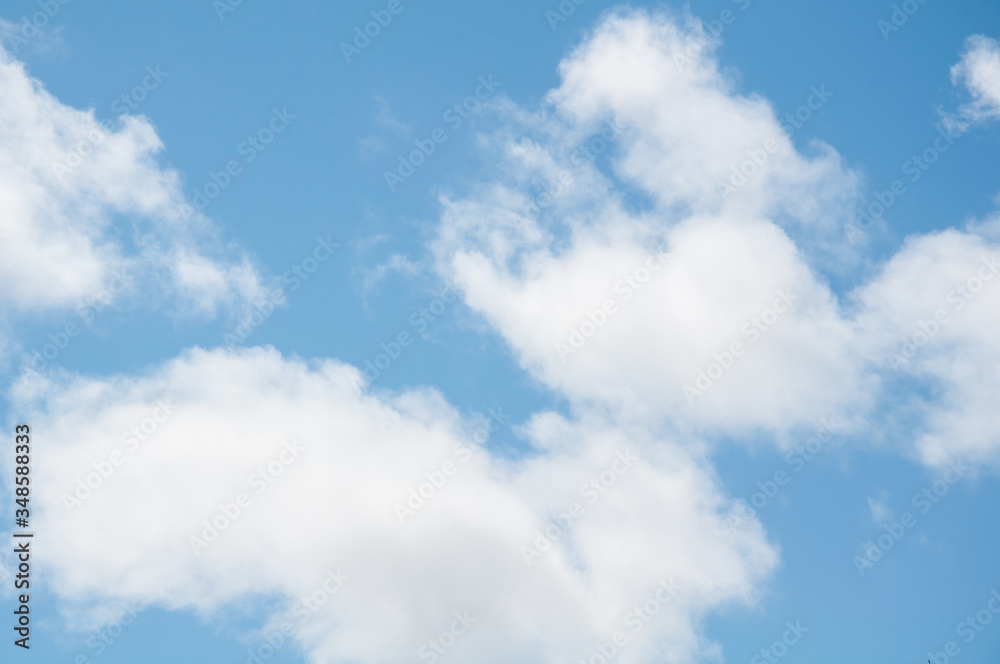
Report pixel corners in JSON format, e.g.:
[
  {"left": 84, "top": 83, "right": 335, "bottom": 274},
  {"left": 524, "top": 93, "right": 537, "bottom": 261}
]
[
  {"left": 854, "top": 230, "right": 1000, "bottom": 466},
  {"left": 432, "top": 9, "right": 869, "bottom": 439},
  {"left": 546, "top": 9, "right": 857, "bottom": 229},
  {"left": 429, "top": 14, "right": 1000, "bottom": 470},
  {"left": 440, "top": 205, "right": 869, "bottom": 437},
  {"left": 945, "top": 35, "right": 1000, "bottom": 133},
  {"left": 845, "top": 35, "right": 1000, "bottom": 468},
  {"left": 0, "top": 44, "right": 265, "bottom": 322},
  {"left": 358, "top": 252, "right": 424, "bottom": 298},
  {"left": 9, "top": 12, "right": 1000, "bottom": 664},
  {"left": 866, "top": 494, "right": 894, "bottom": 528},
  {"left": 0, "top": 17, "right": 67, "bottom": 58},
  {"left": 374, "top": 95, "right": 413, "bottom": 139},
  {"left": 12, "top": 346, "right": 776, "bottom": 664}
]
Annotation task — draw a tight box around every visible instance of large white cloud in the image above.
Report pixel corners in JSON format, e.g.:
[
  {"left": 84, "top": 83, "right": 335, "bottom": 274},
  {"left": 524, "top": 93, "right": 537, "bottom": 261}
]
[
  {"left": 440, "top": 202, "right": 867, "bottom": 437},
  {"left": 429, "top": 11, "right": 1000, "bottom": 473},
  {"left": 855, "top": 229, "right": 1000, "bottom": 467},
  {"left": 0, "top": 14, "right": 779, "bottom": 663},
  {"left": 11, "top": 347, "right": 776, "bottom": 664},
  {"left": 6, "top": 9, "right": 1000, "bottom": 664},
  {"left": 0, "top": 45, "right": 265, "bottom": 322},
  {"left": 433, "top": 9, "right": 869, "bottom": 440}
]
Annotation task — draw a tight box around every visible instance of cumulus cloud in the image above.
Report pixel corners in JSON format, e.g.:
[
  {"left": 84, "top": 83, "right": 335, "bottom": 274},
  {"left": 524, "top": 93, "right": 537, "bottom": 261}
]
[
  {"left": 0, "top": 16, "right": 778, "bottom": 662},
  {"left": 11, "top": 347, "right": 776, "bottom": 664},
  {"left": 433, "top": 9, "right": 869, "bottom": 439},
  {"left": 430, "top": 12, "right": 1000, "bottom": 469},
  {"left": 0, "top": 44, "right": 265, "bottom": 322},
  {"left": 945, "top": 35, "right": 1000, "bottom": 133},
  {"left": 854, "top": 230, "right": 1000, "bottom": 466},
  {"left": 546, "top": 10, "right": 857, "bottom": 228},
  {"left": 9, "top": 10, "right": 1000, "bottom": 664},
  {"left": 850, "top": 35, "right": 1000, "bottom": 468}
]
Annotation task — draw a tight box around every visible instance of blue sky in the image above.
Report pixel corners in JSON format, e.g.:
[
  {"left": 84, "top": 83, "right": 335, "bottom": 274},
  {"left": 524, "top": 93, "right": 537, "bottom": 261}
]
[{"left": 2, "top": 1, "right": 1000, "bottom": 663}]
